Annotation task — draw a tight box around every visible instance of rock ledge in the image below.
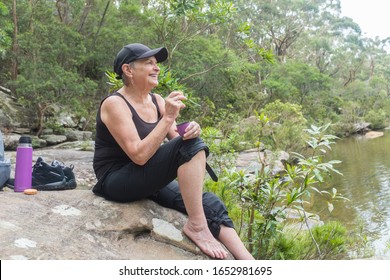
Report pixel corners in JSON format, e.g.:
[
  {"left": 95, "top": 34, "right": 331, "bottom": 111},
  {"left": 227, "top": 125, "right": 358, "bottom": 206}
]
[{"left": 0, "top": 190, "right": 232, "bottom": 260}]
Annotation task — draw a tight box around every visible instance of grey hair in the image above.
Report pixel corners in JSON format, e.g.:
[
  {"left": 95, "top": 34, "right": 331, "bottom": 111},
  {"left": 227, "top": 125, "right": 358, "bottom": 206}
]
[{"left": 122, "top": 62, "right": 136, "bottom": 85}]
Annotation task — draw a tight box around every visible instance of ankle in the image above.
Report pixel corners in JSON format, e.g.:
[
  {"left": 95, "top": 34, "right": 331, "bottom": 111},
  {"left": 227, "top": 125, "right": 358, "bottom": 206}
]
[{"left": 185, "top": 218, "right": 208, "bottom": 232}]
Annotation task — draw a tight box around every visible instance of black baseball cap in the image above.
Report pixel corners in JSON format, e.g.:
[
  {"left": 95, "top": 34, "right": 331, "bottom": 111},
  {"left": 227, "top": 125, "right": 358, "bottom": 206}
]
[{"left": 114, "top": 43, "right": 168, "bottom": 79}]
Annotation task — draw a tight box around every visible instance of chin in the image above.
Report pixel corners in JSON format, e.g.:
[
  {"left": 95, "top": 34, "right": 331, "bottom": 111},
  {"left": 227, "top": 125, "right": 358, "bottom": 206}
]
[{"left": 150, "top": 81, "right": 159, "bottom": 87}]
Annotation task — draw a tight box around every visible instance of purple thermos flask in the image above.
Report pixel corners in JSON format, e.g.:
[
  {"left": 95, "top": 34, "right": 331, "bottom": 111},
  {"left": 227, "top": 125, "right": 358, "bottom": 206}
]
[{"left": 14, "top": 136, "right": 33, "bottom": 192}]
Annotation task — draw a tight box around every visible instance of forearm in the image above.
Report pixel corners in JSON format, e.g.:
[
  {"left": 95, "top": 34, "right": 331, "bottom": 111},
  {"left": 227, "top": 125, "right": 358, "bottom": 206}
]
[{"left": 129, "top": 117, "right": 174, "bottom": 165}]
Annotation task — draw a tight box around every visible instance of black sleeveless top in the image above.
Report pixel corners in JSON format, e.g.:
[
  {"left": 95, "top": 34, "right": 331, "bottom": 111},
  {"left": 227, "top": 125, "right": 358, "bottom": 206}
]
[{"left": 93, "top": 92, "right": 162, "bottom": 179}]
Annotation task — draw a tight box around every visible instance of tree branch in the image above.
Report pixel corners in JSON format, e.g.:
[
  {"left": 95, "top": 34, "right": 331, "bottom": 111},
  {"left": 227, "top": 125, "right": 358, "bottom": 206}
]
[{"left": 180, "top": 62, "right": 231, "bottom": 82}]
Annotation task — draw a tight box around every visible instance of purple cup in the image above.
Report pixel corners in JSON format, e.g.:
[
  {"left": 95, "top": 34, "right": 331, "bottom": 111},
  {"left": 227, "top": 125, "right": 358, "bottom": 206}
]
[{"left": 176, "top": 121, "right": 190, "bottom": 136}]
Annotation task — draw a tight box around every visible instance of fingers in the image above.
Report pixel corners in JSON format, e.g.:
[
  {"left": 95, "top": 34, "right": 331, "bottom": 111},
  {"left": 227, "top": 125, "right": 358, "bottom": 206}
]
[
  {"left": 182, "top": 121, "right": 201, "bottom": 140},
  {"left": 167, "top": 91, "right": 186, "bottom": 108},
  {"left": 168, "top": 91, "right": 187, "bottom": 103},
  {"left": 165, "top": 91, "right": 187, "bottom": 119}
]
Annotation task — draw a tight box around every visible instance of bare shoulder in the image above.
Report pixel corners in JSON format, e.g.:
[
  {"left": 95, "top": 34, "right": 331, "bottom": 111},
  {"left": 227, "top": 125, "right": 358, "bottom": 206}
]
[
  {"left": 102, "top": 94, "right": 123, "bottom": 106},
  {"left": 101, "top": 95, "right": 131, "bottom": 124},
  {"left": 101, "top": 95, "right": 128, "bottom": 112}
]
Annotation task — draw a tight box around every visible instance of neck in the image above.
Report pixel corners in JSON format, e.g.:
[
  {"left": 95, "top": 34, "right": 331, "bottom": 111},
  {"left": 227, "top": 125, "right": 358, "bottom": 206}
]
[{"left": 119, "top": 85, "right": 151, "bottom": 103}]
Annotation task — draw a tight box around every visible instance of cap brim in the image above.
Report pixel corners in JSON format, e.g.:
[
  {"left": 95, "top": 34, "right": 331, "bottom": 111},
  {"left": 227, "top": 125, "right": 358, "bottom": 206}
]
[{"left": 138, "top": 47, "right": 168, "bottom": 63}]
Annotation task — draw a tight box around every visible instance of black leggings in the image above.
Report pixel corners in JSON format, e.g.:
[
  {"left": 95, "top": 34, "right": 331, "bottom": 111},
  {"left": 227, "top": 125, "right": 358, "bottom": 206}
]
[{"left": 100, "top": 137, "right": 234, "bottom": 238}]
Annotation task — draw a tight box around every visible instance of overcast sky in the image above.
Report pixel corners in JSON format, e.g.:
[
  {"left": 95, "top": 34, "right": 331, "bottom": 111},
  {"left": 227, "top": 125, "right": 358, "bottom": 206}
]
[{"left": 340, "top": 0, "right": 389, "bottom": 39}]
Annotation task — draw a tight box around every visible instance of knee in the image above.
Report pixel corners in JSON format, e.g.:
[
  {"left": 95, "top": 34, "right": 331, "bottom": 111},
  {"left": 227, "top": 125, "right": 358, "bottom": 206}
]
[
  {"left": 178, "top": 137, "right": 210, "bottom": 162},
  {"left": 194, "top": 149, "right": 206, "bottom": 161}
]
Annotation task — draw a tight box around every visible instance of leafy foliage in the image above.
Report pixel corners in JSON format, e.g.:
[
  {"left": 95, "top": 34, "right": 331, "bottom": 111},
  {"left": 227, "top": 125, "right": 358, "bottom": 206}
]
[
  {"left": 208, "top": 122, "right": 352, "bottom": 259},
  {"left": 1, "top": 0, "right": 385, "bottom": 259},
  {"left": 1, "top": 0, "right": 389, "bottom": 133},
  {"left": 260, "top": 100, "right": 308, "bottom": 152},
  {"left": 0, "top": 1, "right": 11, "bottom": 58}
]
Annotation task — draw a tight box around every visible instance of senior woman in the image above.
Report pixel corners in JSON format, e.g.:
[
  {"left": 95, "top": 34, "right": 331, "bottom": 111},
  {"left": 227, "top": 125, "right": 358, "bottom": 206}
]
[{"left": 92, "top": 43, "right": 254, "bottom": 260}]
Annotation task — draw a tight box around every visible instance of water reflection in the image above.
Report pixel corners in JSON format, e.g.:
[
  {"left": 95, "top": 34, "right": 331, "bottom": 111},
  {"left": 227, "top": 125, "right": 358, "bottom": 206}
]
[{"left": 317, "top": 130, "right": 390, "bottom": 258}]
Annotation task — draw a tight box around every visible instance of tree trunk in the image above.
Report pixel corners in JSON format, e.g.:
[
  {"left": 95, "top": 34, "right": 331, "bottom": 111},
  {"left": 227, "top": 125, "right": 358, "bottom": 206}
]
[
  {"left": 91, "top": 0, "right": 110, "bottom": 50},
  {"left": 10, "top": 0, "right": 18, "bottom": 85},
  {"left": 369, "top": 57, "right": 375, "bottom": 80},
  {"left": 56, "top": 0, "right": 70, "bottom": 24},
  {"left": 78, "top": 0, "right": 94, "bottom": 33}
]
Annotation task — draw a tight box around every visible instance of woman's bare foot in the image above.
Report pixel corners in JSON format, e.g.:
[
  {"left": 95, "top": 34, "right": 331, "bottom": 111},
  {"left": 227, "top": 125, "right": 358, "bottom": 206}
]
[{"left": 183, "top": 220, "right": 228, "bottom": 259}]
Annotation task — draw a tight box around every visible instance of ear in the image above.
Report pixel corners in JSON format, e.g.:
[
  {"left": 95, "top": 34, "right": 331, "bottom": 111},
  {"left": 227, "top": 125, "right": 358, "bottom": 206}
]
[{"left": 121, "top": 63, "right": 133, "bottom": 77}]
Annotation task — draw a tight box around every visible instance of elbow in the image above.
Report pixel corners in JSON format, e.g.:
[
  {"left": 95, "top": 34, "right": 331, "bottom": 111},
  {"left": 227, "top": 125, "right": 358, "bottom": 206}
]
[
  {"left": 123, "top": 144, "right": 149, "bottom": 166},
  {"left": 130, "top": 153, "right": 149, "bottom": 166},
  {"left": 125, "top": 143, "right": 150, "bottom": 166}
]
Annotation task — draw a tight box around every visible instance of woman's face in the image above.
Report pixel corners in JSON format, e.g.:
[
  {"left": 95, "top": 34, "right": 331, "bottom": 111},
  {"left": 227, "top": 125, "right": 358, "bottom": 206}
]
[{"left": 131, "top": 57, "right": 160, "bottom": 89}]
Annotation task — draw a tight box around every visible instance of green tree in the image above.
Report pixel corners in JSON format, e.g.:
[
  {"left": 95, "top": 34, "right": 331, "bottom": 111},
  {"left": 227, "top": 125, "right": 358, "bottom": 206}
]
[
  {"left": 0, "top": 1, "right": 11, "bottom": 59},
  {"left": 260, "top": 100, "right": 307, "bottom": 152},
  {"left": 9, "top": 0, "right": 97, "bottom": 134},
  {"left": 1, "top": 0, "right": 390, "bottom": 136},
  {"left": 148, "top": 0, "right": 236, "bottom": 68},
  {"left": 262, "top": 61, "right": 335, "bottom": 122}
]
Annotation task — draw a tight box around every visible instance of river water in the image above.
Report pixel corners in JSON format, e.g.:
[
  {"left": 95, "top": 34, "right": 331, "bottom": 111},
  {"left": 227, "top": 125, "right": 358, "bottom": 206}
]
[{"left": 318, "top": 130, "right": 390, "bottom": 258}]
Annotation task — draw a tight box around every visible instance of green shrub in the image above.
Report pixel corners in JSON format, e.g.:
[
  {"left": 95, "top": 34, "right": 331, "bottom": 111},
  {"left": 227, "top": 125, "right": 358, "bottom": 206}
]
[
  {"left": 364, "top": 109, "right": 387, "bottom": 130},
  {"left": 210, "top": 123, "right": 350, "bottom": 259},
  {"left": 260, "top": 100, "right": 308, "bottom": 153},
  {"left": 267, "top": 221, "right": 349, "bottom": 260}
]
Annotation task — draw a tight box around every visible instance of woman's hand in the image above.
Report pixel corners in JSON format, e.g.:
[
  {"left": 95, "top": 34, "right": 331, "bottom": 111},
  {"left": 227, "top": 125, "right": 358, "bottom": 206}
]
[
  {"left": 164, "top": 91, "right": 186, "bottom": 121},
  {"left": 181, "top": 121, "right": 201, "bottom": 140}
]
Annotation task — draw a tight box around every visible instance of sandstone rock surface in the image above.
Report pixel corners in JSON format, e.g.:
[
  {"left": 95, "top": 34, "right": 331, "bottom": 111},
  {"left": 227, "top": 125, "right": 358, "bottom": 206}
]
[
  {"left": 364, "top": 131, "right": 384, "bottom": 139},
  {"left": 0, "top": 190, "right": 232, "bottom": 260}
]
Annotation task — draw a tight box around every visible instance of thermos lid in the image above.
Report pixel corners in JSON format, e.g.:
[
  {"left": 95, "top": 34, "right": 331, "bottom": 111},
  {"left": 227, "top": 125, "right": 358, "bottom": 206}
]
[{"left": 19, "top": 136, "right": 32, "bottom": 144}]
